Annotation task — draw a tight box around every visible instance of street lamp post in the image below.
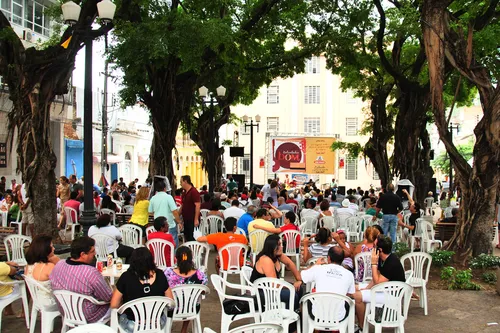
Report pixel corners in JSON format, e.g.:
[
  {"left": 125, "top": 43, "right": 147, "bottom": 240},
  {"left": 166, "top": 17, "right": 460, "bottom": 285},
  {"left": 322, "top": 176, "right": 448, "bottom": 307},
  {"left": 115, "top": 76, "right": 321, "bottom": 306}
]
[
  {"left": 448, "top": 122, "right": 460, "bottom": 194},
  {"left": 62, "top": 0, "right": 116, "bottom": 234},
  {"left": 242, "top": 115, "right": 261, "bottom": 189},
  {"left": 198, "top": 85, "right": 226, "bottom": 192}
]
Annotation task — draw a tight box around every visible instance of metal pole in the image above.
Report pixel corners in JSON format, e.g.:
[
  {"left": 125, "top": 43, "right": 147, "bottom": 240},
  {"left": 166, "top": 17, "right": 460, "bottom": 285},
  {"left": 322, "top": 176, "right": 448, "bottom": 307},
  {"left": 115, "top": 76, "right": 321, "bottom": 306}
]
[
  {"left": 250, "top": 120, "right": 254, "bottom": 189},
  {"left": 101, "top": 34, "right": 109, "bottom": 178},
  {"left": 209, "top": 98, "right": 215, "bottom": 192},
  {"left": 80, "top": 36, "right": 97, "bottom": 234}
]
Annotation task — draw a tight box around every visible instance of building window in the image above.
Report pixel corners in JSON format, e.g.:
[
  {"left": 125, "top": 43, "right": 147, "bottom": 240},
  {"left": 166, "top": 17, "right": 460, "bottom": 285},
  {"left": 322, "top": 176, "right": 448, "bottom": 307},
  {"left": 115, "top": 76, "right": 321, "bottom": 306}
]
[
  {"left": 346, "top": 90, "right": 357, "bottom": 103},
  {"left": 267, "top": 117, "right": 279, "bottom": 132},
  {"left": 240, "top": 117, "right": 251, "bottom": 135},
  {"left": 373, "top": 169, "right": 380, "bottom": 180},
  {"left": 305, "top": 56, "right": 320, "bottom": 74},
  {"left": 476, "top": 114, "right": 481, "bottom": 124},
  {"left": 304, "top": 117, "right": 320, "bottom": 134},
  {"left": 304, "top": 86, "right": 320, "bottom": 104},
  {"left": 241, "top": 154, "right": 250, "bottom": 183},
  {"left": 346, "top": 117, "right": 358, "bottom": 136},
  {"left": 1, "top": 0, "right": 51, "bottom": 36},
  {"left": 267, "top": 85, "right": 279, "bottom": 104},
  {"left": 346, "top": 157, "right": 358, "bottom": 180}
]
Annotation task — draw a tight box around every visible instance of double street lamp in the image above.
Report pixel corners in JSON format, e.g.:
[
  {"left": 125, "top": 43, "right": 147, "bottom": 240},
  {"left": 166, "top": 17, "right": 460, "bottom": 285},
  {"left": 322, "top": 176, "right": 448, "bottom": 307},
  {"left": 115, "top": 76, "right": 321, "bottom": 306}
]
[
  {"left": 242, "top": 114, "right": 261, "bottom": 189},
  {"left": 448, "top": 122, "right": 460, "bottom": 194},
  {"left": 198, "top": 85, "right": 226, "bottom": 192},
  {"left": 62, "top": 0, "right": 116, "bottom": 233}
]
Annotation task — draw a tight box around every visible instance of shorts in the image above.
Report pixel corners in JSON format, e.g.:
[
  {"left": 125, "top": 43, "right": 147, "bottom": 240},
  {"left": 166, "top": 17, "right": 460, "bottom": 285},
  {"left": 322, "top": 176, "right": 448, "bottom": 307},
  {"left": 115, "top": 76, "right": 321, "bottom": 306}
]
[
  {"left": 22, "top": 205, "right": 35, "bottom": 225},
  {"left": 361, "top": 289, "right": 386, "bottom": 305},
  {"left": 129, "top": 222, "right": 147, "bottom": 238}
]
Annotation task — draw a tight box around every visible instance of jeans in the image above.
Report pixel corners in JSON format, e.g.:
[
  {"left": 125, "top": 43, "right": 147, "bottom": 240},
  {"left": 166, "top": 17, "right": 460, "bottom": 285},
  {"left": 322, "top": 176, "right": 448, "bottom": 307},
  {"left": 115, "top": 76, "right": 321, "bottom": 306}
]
[
  {"left": 169, "top": 226, "right": 178, "bottom": 248},
  {"left": 382, "top": 214, "right": 398, "bottom": 245}
]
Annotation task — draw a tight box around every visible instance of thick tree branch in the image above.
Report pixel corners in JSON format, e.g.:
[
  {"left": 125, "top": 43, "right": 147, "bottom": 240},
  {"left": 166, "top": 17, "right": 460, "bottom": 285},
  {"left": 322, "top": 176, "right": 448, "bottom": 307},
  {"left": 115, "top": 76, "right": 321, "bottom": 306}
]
[
  {"left": 474, "top": 0, "right": 499, "bottom": 31},
  {"left": 240, "top": 0, "right": 280, "bottom": 32}
]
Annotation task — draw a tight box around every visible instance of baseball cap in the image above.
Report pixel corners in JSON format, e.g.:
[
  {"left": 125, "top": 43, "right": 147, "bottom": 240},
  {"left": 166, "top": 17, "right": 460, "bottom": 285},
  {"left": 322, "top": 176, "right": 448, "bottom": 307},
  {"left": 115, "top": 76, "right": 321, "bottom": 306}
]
[{"left": 220, "top": 193, "right": 227, "bottom": 200}]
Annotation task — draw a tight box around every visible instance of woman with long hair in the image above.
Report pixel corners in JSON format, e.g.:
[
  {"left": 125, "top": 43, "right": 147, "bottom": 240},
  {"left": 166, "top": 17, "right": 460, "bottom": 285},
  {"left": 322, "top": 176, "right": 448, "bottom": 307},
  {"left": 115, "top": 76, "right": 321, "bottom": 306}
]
[
  {"left": 208, "top": 198, "right": 224, "bottom": 218},
  {"left": 25, "top": 234, "right": 60, "bottom": 308},
  {"left": 302, "top": 227, "right": 334, "bottom": 262},
  {"left": 269, "top": 180, "right": 279, "bottom": 207},
  {"left": 319, "top": 199, "right": 333, "bottom": 217},
  {"left": 129, "top": 186, "right": 150, "bottom": 234},
  {"left": 249, "top": 234, "right": 302, "bottom": 311},
  {"left": 111, "top": 248, "right": 173, "bottom": 332},
  {"left": 56, "top": 176, "right": 70, "bottom": 205},
  {"left": 353, "top": 226, "right": 380, "bottom": 282},
  {"left": 164, "top": 247, "right": 208, "bottom": 333},
  {"left": 101, "top": 195, "right": 119, "bottom": 213}
]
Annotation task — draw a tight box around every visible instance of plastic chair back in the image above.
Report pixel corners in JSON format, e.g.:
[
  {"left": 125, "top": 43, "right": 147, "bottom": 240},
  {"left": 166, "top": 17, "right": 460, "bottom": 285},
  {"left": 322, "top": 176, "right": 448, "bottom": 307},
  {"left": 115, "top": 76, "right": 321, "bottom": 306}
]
[
  {"left": 279, "top": 230, "right": 300, "bottom": 256},
  {"left": 146, "top": 226, "right": 155, "bottom": 236},
  {"left": 90, "top": 233, "right": 118, "bottom": 262},
  {"left": 171, "top": 284, "right": 210, "bottom": 321},
  {"left": 207, "top": 215, "right": 224, "bottom": 234},
  {"left": 354, "top": 252, "right": 373, "bottom": 283},
  {"left": 145, "top": 238, "right": 174, "bottom": 269},
  {"left": 112, "top": 296, "right": 174, "bottom": 333},
  {"left": 300, "top": 292, "right": 355, "bottom": 332},
  {"left": 401, "top": 252, "right": 432, "bottom": 284},
  {"left": 300, "top": 216, "right": 319, "bottom": 235},
  {"left": 100, "top": 209, "right": 116, "bottom": 225},
  {"left": 119, "top": 224, "right": 143, "bottom": 248},
  {"left": 366, "top": 282, "right": 413, "bottom": 327},
  {"left": 67, "top": 323, "right": 116, "bottom": 333},
  {"left": 319, "top": 216, "right": 335, "bottom": 231},
  {"left": 53, "top": 290, "right": 107, "bottom": 329},
  {"left": 182, "top": 241, "right": 210, "bottom": 271},
  {"left": 253, "top": 277, "right": 295, "bottom": 321},
  {"left": 219, "top": 243, "right": 249, "bottom": 274},
  {"left": 4, "top": 234, "right": 31, "bottom": 266}
]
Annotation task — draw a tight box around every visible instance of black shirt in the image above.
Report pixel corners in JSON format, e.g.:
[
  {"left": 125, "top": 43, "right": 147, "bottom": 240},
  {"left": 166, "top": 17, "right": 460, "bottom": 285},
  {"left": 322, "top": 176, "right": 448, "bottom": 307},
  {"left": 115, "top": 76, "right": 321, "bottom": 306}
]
[
  {"left": 116, "top": 268, "right": 169, "bottom": 320},
  {"left": 408, "top": 212, "right": 421, "bottom": 235},
  {"left": 376, "top": 192, "right": 403, "bottom": 215},
  {"left": 378, "top": 254, "right": 406, "bottom": 282}
]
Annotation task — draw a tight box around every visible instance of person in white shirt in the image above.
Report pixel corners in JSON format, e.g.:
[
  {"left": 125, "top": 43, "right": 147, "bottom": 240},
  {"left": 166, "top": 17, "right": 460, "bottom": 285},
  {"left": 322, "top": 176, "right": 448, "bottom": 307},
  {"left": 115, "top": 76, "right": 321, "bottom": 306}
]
[
  {"left": 348, "top": 196, "right": 359, "bottom": 212},
  {"left": 223, "top": 200, "right": 245, "bottom": 220},
  {"left": 301, "top": 246, "right": 355, "bottom": 322},
  {"left": 88, "top": 214, "right": 134, "bottom": 263},
  {"left": 301, "top": 199, "right": 320, "bottom": 220},
  {"left": 337, "top": 199, "right": 356, "bottom": 216},
  {"left": 261, "top": 179, "right": 272, "bottom": 202}
]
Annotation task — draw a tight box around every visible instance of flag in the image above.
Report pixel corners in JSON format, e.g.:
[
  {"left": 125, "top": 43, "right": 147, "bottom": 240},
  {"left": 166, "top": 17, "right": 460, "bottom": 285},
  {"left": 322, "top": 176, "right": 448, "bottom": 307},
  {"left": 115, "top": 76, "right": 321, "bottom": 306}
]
[
  {"left": 98, "top": 173, "right": 109, "bottom": 188},
  {"left": 61, "top": 36, "right": 72, "bottom": 49}
]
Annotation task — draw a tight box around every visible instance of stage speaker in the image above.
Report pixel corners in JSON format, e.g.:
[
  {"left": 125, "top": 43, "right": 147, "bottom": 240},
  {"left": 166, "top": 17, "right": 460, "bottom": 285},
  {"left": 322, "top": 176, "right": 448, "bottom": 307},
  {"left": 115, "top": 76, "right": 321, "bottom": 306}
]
[
  {"left": 227, "top": 174, "right": 246, "bottom": 192},
  {"left": 230, "top": 147, "right": 244, "bottom": 157},
  {"left": 337, "top": 186, "right": 346, "bottom": 195}
]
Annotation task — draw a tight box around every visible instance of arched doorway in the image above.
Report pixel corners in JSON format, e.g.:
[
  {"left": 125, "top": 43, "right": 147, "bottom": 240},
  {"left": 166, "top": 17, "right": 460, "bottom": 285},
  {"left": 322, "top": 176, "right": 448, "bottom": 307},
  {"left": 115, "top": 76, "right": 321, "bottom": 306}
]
[{"left": 124, "top": 151, "right": 132, "bottom": 182}]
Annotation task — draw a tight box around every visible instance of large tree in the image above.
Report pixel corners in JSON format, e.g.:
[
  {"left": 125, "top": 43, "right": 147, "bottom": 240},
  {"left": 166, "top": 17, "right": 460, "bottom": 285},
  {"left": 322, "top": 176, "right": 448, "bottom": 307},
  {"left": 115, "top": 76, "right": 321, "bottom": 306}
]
[
  {"left": 0, "top": 1, "right": 111, "bottom": 237},
  {"left": 112, "top": 0, "right": 324, "bottom": 188},
  {"left": 422, "top": 0, "right": 500, "bottom": 257}
]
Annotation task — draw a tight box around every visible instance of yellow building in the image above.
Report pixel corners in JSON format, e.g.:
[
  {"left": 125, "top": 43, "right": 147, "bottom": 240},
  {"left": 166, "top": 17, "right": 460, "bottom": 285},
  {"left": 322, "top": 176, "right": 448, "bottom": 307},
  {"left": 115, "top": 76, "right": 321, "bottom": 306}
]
[{"left": 174, "top": 133, "right": 208, "bottom": 189}]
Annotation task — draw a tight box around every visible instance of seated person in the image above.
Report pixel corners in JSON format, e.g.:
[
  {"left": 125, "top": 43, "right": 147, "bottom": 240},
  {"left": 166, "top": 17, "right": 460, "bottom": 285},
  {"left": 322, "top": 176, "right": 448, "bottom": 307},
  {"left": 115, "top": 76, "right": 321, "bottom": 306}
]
[
  {"left": 301, "top": 199, "right": 320, "bottom": 220},
  {"left": 336, "top": 199, "right": 356, "bottom": 216},
  {"left": 111, "top": 248, "right": 173, "bottom": 332},
  {"left": 250, "top": 234, "right": 303, "bottom": 311},
  {"left": 398, "top": 189, "right": 422, "bottom": 238},
  {"left": 0, "top": 261, "right": 24, "bottom": 316},
  {"left": 196, "top": 217, "right": 247, "bottom": 274},
  {"left": 352, "top": 235, "right": 405, "bottom": 331},
  {"left": 237, "top": 205, "right": 256, "bottom": 236},
  {"left": 147, "top": 217, "right": 175, "bottom": 267},
  {"left": 303, "top": 228, "right": 334, "bottom": 262},
  {"left": 252, "top": 211, "right": 300, "bottom": 252},
  {"left": 301, "top": 246, "right": 355, "bottom": 322},
  {"left": 438, "top": 208, "right": 458, "bottom": 223},
  {"left": 365, "top": 197, "right": 383, "bottom": 218},
  {"left": 88, "top": 214, "right": 134, "bottom": 263},
  {"left": 208, "top": 198, "right": 224, "bottom": 218}
]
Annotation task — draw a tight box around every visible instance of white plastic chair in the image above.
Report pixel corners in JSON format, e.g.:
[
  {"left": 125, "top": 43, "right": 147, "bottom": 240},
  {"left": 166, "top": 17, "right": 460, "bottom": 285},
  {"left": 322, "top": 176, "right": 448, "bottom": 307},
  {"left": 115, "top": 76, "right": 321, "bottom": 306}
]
[
  {"left": 64, "top": 207, "right": 81, "bottom": 241},
  {"left": 249, "top": 230, "right": 268, "bottom": 264},
  {"left": 110, "top": 296, "right": 175, "bottom": 333},
  {"left": 241, "top": 266, "right": 254, "bottom": 287},
  {"left": 122, "top": 205, "right": 134, "bottom": 213},
  {"left": 401, "top": 252, "right": 432, "bottom": 315},
  {"left": 279, "top": 230, "right": 301, "bottom": 278},
  {"left": 23, "top": 275, "right": 61, "bottom": 333},
  {"left": 146, "top": 226, "right": 155, "bottom": 236},
  {"left": 0, "top": 279, "right": 30, "bottom": 332},
  {"left": 300, "top": 292, "right": 355, "bottom": 333},
  {"left": 235, "top": 227, "right": 246, "bottom": 235},
  {"left": 492, "top": 222, "right": 499, "bottom": 250},
  {"left": 288, "top": 203, "right": 298, "bottom": 213},
  {"left": 218, "top": 243, "right": 249, "bottom": 288},
  {"left": 146, "top": 238, "right": 175, "bottom": 270},
  {"left": 182, "top": 241, "right": 210, "bottom": 272},
  {"left": 319, "top": 216, "right": 335, "bottom": 231},
  {"left": 200, "top": 209, "right": 210, "bottom": 235},
  {"left": 67, "top": 323, "right": 116, "bottom": 333},
  {"left": 170, "top": 284, "right": 210, "bottom": 333},
  {"left": 100, "top": 209, "right": 117, "bottom": 226},
  {"left": 253, "top": 277, "right": 301, "bottom": 333},
  {"left": 210, "top": 274, "right": 258, "bottom": 333},
  {"left": 119, "top": 224, "right": 143, "bottom": 249},
  {"left": 4, "top": 234, "right": 31, "bottom": 266},
  {"left": 207, "top": 215, "right": 224, "bottom": 234},
  {"left": 9, "top": 210, "right": 23, "bottom": 235},
  {"left": 420, "top": 220, "right": 442, "bottom": 253},
  {"left": 362, "top": 281, "right": 413, "bottom": 333},
  {"left": 203, "top": 323, "right": 284, "bottom": 333},
  {"left": 335, "top": 212, "right": 352, "bottom": 232},
  {"left": 53, "top": 290, "right": 110, "bottom": 333},
  {"left": 362, "top": 198, "right": 371, "bottom": 211},
  {"left": 410, "top": 218, "right": 424, "bottom": 252},
  {"left": 346, "top": 216, "right": 362, "bottom": 242},
  {"left": 90, "top": 233, "right": 118, "bottom": 262},
  {"left": 444, "top": 207, "right": 453, "bottom": 218},
  {"left": 299, "top": 216, "right": 318, "bottom": 236},
  {"left": 354, "top": 252, "right": 373, "bottom": 283}
]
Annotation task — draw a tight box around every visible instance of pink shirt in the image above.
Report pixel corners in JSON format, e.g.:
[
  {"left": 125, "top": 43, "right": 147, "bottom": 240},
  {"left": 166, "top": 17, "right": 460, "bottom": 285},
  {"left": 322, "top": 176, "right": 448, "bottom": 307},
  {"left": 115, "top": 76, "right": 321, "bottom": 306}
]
[{"left": 64, "top": 199, "right": 81, "bottom": 221}]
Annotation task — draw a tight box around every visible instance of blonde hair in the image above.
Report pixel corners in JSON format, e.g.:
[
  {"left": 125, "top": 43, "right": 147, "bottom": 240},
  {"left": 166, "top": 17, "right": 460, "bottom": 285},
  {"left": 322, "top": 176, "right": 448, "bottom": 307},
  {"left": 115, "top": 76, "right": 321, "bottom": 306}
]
[
  {"left": 135, "top": 186, "right": 150, "bottom": 203},
  {"left": 364, "top": 226, "right": 380, "bottom": 243}
]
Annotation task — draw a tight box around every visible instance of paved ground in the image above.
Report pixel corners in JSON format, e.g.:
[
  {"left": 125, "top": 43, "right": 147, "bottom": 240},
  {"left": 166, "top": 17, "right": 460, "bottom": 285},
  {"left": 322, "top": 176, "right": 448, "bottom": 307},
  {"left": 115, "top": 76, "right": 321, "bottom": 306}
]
[{"left": 3, "top": 248, "right": 500, "bottom": 333}]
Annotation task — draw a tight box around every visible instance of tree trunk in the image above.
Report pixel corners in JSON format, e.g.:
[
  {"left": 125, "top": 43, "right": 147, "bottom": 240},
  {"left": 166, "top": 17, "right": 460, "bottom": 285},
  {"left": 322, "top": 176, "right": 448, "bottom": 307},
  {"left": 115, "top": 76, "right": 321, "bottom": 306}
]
[
  {"left": 392, "top": 86, "right": 434, "bottom": 205},
  {"left": 422, "top": 0, "right": 500, "bottom": 259},
  {"left": 364, "top": 84, "right": 394, "bottom": 189}
]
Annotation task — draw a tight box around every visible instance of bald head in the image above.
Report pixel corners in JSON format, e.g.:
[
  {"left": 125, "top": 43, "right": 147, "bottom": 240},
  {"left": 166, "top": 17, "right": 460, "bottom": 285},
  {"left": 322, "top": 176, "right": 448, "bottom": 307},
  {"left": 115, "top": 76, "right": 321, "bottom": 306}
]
[{"left": 327, "top": 246, "right": 345, "bottom": 264}]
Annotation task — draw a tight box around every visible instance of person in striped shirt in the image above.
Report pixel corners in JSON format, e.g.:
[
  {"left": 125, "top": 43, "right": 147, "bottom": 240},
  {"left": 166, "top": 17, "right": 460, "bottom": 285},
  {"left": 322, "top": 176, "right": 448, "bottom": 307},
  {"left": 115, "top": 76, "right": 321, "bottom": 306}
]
[{"left": 50, "top": 237, "right": 112, "bottom": 323}]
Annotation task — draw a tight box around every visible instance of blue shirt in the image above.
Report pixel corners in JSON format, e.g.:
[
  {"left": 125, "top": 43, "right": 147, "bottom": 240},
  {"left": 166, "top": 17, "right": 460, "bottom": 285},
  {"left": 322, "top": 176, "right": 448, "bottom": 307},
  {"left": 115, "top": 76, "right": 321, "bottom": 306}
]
[
  {"left": 278, "top": 203, "right": 295, "bottom": 212},
  {"left": 330, "top": 201, "right": 341, "bottom": 208},
  {"left": 237, "top": 213, "right": 254, "bottom": 236}
]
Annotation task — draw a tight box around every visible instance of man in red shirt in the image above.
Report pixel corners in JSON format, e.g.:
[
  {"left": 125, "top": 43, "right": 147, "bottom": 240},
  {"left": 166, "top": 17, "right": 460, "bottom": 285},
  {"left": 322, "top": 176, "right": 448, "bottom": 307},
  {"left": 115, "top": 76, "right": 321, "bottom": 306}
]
[
  {"left": 180, "top": 175, "right": 200, "bottom": 241},
  {"left": 147, "top": 217, "right": 175, "bottom": 266},
  {"left": 63, "top": 191, "right": 81, "bottom": 225},
  {"left": 196, "top": 217, "right": 247, "bottom": 274}
]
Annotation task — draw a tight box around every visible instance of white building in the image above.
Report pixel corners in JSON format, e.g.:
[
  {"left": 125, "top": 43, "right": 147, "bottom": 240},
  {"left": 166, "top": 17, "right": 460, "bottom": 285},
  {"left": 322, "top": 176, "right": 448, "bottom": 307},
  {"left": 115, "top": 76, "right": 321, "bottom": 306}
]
[{"left": 221, "top": 55, "right": 381, "bottom": 191}]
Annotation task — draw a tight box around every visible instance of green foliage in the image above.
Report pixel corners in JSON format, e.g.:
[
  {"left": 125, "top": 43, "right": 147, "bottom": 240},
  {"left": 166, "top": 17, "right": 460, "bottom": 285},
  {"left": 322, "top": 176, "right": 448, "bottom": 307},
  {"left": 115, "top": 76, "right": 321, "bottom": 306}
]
[
  {"left": 330, "top": 141, "right": 363, "bottom": 158},
  {"left": 430, "top": 250, "right": 455, "bottom": 267},
  {"left": 440, "top": 267, "right": 481, "bottom": 290},
  {"left": 431, "top": 140, "right": 474, "bottom": 174},
  {"left": 481, "top": 271, "right": 497, "bottom": 285},
  {"left": 393, "top": 242, "right": 410, "bottom": 259},
  {"left": 221, "top": 140, "right": 232, "bottom": 146},
  {"left": 469, "top": 254, "right": 500, "bottom": 269}
]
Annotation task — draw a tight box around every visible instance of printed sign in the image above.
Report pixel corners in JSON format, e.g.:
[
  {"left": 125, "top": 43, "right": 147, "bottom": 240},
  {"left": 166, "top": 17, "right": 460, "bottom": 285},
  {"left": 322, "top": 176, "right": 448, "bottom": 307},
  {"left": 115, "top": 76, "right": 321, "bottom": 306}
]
[
  {"left": 0, "top": 143, "right": 6, "bottom": 168},
  {"left": 270, "top": 138, "right": 306, "bottom": 173},
  {"left": 305, "top": 138, "right": 336, "bottom": 174}
]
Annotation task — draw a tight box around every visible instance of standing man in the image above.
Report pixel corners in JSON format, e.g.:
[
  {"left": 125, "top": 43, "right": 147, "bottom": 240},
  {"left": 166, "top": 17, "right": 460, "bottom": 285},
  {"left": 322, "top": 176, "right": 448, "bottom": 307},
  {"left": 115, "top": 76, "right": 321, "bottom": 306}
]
[
  {"left": 69, "top": 174, "right": 84, "bottom": 202},
  {"left": 180, "top": 175, "right": 200, "bottom": 242},
  {"left": 148, "top": 179, "right": 182, "bottom": 246},
  {"left": 261, "top": 179, "right": 272, "bottom": 202},
  {"left": 373, "top": 183, "right": 403, "bottom": 242},
  {"left": 19, "top": 183, "right": 35, "bottom": 236}
]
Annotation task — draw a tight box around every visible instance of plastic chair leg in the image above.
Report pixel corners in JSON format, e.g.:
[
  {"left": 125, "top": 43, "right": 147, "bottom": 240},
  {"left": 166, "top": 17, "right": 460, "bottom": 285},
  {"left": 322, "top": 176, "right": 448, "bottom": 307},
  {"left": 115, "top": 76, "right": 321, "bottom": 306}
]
[
  {"left": 21, "top": 286, "right": 30, "bottom": 328},
  {"left": 29, "top": 307, "right": 37, "bottom": 333}
]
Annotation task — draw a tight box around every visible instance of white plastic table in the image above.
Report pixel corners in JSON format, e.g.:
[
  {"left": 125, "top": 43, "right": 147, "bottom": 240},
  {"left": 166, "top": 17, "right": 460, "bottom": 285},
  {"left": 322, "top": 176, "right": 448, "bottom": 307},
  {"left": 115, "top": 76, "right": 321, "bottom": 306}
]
[{"left": 101, "top": 264, "right": 129, "bottom": 285}]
